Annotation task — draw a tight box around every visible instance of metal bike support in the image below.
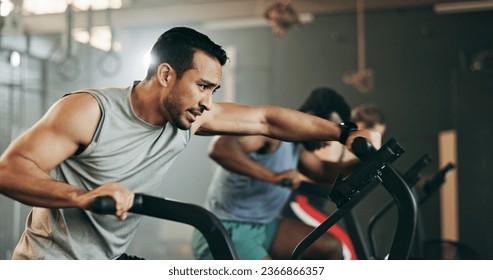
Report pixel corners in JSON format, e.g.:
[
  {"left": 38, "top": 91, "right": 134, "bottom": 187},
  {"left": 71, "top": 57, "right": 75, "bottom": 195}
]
[
  {"left": 91, "top": 194, "right": 239, "bottom": 260},
  {"left": 291, "top": 137, "right": 418, "bottom": 260},
  {"left": 367, "top": 154, "right": 432, "bottom": 259},
  {"left": 367, "top": 161, "right": 455, "bottom": 259},
  {"left": 341, "top": 198, "right": 374, "bottom": 259},
  {"left": 295, "top": 179, "right": 378, "bottom": 260},
  {"left": 295, "top": 175, "right": 379, "bottom": 260}
]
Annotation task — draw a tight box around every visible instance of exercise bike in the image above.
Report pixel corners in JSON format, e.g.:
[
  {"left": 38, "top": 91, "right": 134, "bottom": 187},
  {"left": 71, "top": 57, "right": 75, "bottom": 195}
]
[
  {"left": 291, "top": 137, "right": 417, "bottom": 260},
  {"left": 365, "top": 161, "right": 481, "bottom": 260},
  {"left": 90, "top": 194, "right": 239, "bottom": 260},
  {"left": 89, "top": 137, "right": 416, "bottom": 260}
]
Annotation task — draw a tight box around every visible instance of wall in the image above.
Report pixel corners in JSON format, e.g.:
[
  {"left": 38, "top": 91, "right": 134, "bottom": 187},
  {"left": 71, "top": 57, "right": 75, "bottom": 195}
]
[{"left": 0, "top": 46, "right": 45, "bottom": 259}]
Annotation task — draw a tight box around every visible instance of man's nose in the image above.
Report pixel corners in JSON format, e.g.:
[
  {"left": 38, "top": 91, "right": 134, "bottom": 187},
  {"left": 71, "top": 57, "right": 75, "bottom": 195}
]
[{"left": 199, "top": 92, "right": 213, "bottom": 111}]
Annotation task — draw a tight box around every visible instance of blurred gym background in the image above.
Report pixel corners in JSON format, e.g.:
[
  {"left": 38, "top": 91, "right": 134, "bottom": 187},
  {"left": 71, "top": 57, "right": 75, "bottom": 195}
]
[{"left": 0, "top": 0, "right": 492, "bottom": 259}]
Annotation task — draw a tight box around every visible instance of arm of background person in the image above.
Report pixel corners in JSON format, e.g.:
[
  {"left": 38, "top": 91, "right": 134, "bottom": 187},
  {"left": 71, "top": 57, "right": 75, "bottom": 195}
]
[
  {"left": 194, "top": 102, "right": 381, "bottom": 152},
  {"left": 209, "top": 135, "right": 301, "bottom": 186},
  {"left": 0, "top": 93, "right": 133, "bottom": 220},
  {"left": 297, "top": 146, "right": 360, "bottom": 184}
]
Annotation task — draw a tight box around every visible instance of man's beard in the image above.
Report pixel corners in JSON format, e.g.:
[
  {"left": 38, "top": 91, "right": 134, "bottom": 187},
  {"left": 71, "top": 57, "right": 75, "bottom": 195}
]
[{"left": 164, "top": 95, "right": 191, "bottom": 131}]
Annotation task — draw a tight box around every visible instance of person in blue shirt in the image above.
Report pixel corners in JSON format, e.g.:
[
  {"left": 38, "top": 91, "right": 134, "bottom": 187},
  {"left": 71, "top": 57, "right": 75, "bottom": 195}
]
[{"left": 192, "top": 88, "right": 373, "bottom": 260}]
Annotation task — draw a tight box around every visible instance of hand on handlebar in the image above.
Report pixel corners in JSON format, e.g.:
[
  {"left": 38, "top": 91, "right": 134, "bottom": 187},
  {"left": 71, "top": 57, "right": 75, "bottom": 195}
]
[
  {"left": 81, "top": 182, "right": 134, "bottom": 220},
  {"left": 274, "top": 170, "right": 303, "bottom": 190},
  {"left": 346, "top": 130, "right": 381, "bottom": 153}
]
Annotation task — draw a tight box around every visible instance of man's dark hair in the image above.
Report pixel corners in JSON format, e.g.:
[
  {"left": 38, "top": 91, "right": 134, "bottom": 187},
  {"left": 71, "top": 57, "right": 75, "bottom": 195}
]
[
  {"left": 145, "top": 27, "right": 228, "bottom": 80},
  {"left": 299, "top": 87, "right": 351, "bottom": 121},
  {"left": 298, "top": 87, "right": 351, "bottom": 151}
]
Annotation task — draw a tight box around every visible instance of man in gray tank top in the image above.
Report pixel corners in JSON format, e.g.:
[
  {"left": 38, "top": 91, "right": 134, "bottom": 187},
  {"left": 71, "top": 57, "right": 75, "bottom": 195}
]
[{"left": 0, "top": 27, "right": 381, "bottom": 259}]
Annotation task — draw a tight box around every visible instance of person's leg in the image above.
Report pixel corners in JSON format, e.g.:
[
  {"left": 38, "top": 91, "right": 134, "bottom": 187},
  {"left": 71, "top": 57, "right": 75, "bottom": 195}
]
[
  {"left": 268, "top": 217, "right": 343, "bottom": 260},
  {"left": 287, "top": 193, "right": 357, "bottom": 259},
  {"left": 192, "top": 221, "right": 272, "bottom": 260},
  {"left": 231, "top": 222, "right": 272, "bottom": 260},
  {"left": 191, "top": 229, "right": 215, "bottom": 260}
]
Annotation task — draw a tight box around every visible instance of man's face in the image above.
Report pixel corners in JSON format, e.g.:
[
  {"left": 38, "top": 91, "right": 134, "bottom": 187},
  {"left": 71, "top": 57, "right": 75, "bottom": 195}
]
[{"left": 163, "top": 51, "right": 222, "bottom": 130}]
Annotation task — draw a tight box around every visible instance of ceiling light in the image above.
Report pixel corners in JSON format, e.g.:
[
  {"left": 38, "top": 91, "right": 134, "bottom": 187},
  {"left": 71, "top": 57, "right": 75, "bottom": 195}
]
[
  {"left": 73, "top": 26, "right": 113, "bottom": 51},
  {"left": 23, "top": 0, "right": 67, "bottom": 15},
  {"left": 9, "top": 51, "right": 21, "bottom": 67},
  {"left": 72, "top": 0, "right": 122, "bottom": 11},
  {"left": 0, "top": 0, "right": 15, "bottom": 17}
]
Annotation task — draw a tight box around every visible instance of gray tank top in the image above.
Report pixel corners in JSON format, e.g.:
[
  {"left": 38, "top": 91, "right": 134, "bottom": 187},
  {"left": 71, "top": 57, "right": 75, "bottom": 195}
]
[
  {"left": 12, "top": 82, "right": 191, "bottom": 259},
  {"left": 206, "top": 141, "right": 300, "bottom": 224}
]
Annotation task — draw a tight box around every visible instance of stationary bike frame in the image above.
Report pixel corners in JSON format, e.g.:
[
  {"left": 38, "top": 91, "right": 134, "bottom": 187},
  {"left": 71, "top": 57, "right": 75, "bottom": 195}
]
[{"left": 291, "top": 137, "right": 418, "bottom": 260}]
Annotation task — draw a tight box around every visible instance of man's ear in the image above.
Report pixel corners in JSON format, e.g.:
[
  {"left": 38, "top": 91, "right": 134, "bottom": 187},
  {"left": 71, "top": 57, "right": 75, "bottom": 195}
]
[{"left": 157, "top": 63, "right": 173, "bottom": 86}]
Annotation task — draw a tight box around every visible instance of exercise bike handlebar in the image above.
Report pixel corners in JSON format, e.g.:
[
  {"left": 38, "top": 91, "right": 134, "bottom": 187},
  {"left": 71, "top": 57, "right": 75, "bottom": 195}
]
[
  {"left": 279, "top": 137, "right": 400, "bottom": 202},
  {"left": 90, "top": 194, "right": 143, "bottom": 214},
  {"left": 292, "top": 137, "right": 417, "bottom": 260},
  {"left": 402, "top": 154, "right": 433, "bottom": 187},
  {"left": 90, "top": 193, "right": 239, "bottom": 260},
  {"left": 422, "top": 163, "right": 455, "bottom": 194}
]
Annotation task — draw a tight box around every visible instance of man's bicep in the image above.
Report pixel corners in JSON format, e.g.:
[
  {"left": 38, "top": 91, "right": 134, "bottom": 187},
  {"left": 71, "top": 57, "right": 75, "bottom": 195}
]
[
  {"left": 6, "top": 124, "right": 80, "bottom": 171},
  {"left": 5, "top": 93, "right": 101, "bottom": 171},
  {"left": 214, "top": 135, "right": 268, "bottom": 154}
]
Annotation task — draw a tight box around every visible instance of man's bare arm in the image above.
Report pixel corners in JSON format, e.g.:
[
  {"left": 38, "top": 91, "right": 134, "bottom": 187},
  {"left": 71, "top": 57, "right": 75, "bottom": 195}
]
[
  {"left": 195, "top": 102, "right": 381, "bottom": 150},
  {"left": 297, "top": 147, "right": 359, "bottom": 184},
  {"left": 0, "top": 94, "right": 133, "bottom": 219},
  {"left": 209, "top": 135, "right": 303, "bottom": 187},
  {"left": 209, "top": 135, "right": 280, "bottom": 183}
]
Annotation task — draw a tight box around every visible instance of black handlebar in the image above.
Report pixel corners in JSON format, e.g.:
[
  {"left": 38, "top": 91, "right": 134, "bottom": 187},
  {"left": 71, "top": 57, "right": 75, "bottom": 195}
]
[
  {"left": 402, "top": 154, "right": 433, "bottom": 187},
  {"left": 89, "top": 193, "right": 239, "bottom": 260},
  {"left": 90, "top": 194, "right": 144, "bottom": 214},
  {"left": 351, "top": 135, "right": 376, "bottom": 160},
  {"left": 279, "top": 178, "right": 292, "bottom": 187},
  {"left": 328, "top": 137, "right": 404, "bottom": 207},
  {"left": 279, "top": 178, "right": 331, "bottom": 198},
  {"left": 422, "top": 163, "right": 455, "bottom": 194}
]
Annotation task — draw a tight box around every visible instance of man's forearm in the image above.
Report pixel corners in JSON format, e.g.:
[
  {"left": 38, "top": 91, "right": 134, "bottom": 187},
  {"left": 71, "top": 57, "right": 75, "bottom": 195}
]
[
  {"left": 264, "top": 107, "right": 341, "bottom": 142},
  {"left": 0, "top": 156, "right": 85, "bottom": 209}
]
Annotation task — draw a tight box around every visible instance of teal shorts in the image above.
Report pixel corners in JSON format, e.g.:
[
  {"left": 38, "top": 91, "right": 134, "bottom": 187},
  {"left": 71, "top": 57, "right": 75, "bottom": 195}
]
[{"left": 191, "top": 218, "right": 280, "bottom": 260}]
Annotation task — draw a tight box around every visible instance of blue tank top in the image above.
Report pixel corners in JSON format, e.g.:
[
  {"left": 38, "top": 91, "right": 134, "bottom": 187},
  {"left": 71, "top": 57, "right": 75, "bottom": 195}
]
[{"left": 206, "top": 141, "right": 300, "bottom": 224}]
